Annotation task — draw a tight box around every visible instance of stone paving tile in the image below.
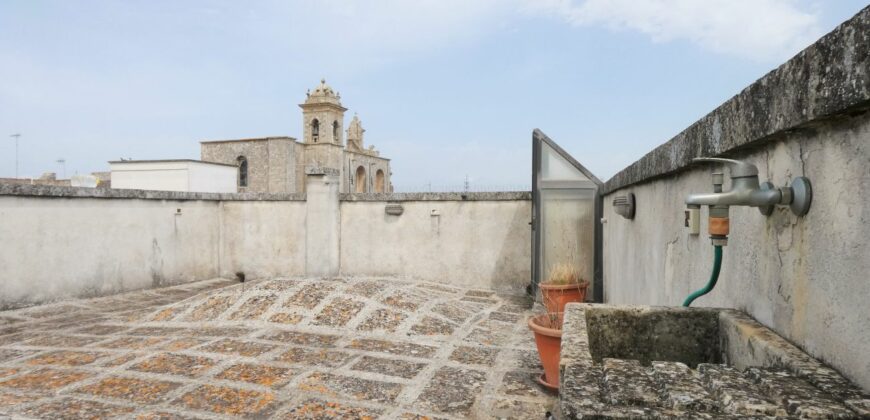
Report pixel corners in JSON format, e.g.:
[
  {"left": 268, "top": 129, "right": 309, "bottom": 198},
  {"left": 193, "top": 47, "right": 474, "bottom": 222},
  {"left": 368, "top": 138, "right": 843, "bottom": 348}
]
[
  {"left": 190, "top": 326, "right": 252, "bottom": 337},
  {"left": 274, "top": 347, "right": 352, "bottom": 368},
  {"left": 0, "top": 277, "right": 555, "bottom": 419},
  {"left": 97, "top": 336, "right": 166, "bottom": 349},
  {"left": 127, "top": 326, "right": 189, "bottom": 336},
  {"left": 498, "top": 370, "right": 550, "bottom": 398},
  {"left": 161, "top": 337, "right": 210, "bottom": 351},
  {"left": 381, "top": 291, "right": 425, "bottom": 311},
  {"left": 135, "top": 411, "right": 205, "bottom": 420},
  {"left": 431, "top": 303, "right": 473, "bottom": 323},
  {"left": 151, "top": 305, "right": 189, "bottom": 322},
  {"left": 279, "top": 398, "right": 384, "bottom": 419},
  {"left": 253, "top": 279, "right": 299, "bottom": 291},
  {"left": 19, "top": 397, "right": 136, "bottom": 419},
  {"left": 398, "top": 412, "right": 451, "bottom": 420},
  {"left": 410, "top": 316, "right": 456, "bottom": 336},
  {"left": 506, "top": 349, "right": 544, "bottom": 371},
  {"left": 101, "top": 352, "right": 141, "bottom": 367},
  {"left": 74, "top": 375, "right": 182, "bottom": 403},
  {"left": 312, "top": 297, "right": 366, "bottom": 327},
  {"left": 415, "top": 283, "right": 462, "bottom": 295},
  {"left": 0, "top": 390, "right": 44, "bottom": 409},
  {"left": 216, "top": 363, "right": 294, "bottom": 387},
  {"left": 24, "top": 350, "right": 105, "bottom": 367},
  {"left": 344, "top": 280, "right": 385, "bottom": 298},
  {"left": 299, "top": 372, "right": 402, "bottom": 403},
  {"left": 268, "top": 312, "right": 304, "bottom": 324},
  {"left": 261, "top": 330, "right": 340, "bottom": 347},
  {"left": 465, "top": 290, "right": 496, "bottom": 298},
  {"left": 488, "top": 311, "right": 522, "bottom": 323},
  {"left": 351, "top": 355, "right": 427, "bottom": 379},
  {"left": 449, "top": 345, "right": 498, "bottom": 366},
  {"left": 486, "top": 397, "right": 555, "bottom": 419},
  {"left": 186, "top": 295, "right": 234, "bottom": 321},
  {"left": 73, "top": 324, "right": 129, "bottom": 335},
  {"left": 198, "top": 338, "right": 276, "bottom": 357},
  {"left": 229, "top": 294, "right": 277, "bottom": 320},
  {"left": 284, "top": 283, "right": 334, "bottom": 309},
  {"left": 0, "top": 368, "right": 20, "bottom": 379},
  {"left": 0, "top": 348, "right": 29, "bottom": 362},
  {"left": 463, "top": 326, "right": 512, "bottom": 347},
  {"left": 0, "top": 368, "right": 92, "bottom": 390},
  {"left": 347, "top": 338, "right": 438, "bottom": 358},
  {"left": 415, "top": 366, "right": 487, "bottom": 416},
  {"left": 130, "top": 353, "right": 216, "bottom": 378},
  {"left": 356, "top": 308, "right": 408, "bottom": 332},
  {"left": 174, "top": 384, "right": 277, "bottom": 417},
  {"left": 24, "top": 334, "right": 107, "bottom": 347}
]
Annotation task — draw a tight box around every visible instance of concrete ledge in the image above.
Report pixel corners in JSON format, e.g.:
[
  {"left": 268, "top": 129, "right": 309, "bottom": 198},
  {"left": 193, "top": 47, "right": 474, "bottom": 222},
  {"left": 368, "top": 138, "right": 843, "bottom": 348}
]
[
  {"left": 0, "top": 184, "right": 306, "bottom": 201},
  {"left": 339, "top": 191, "right": 531, "bottom": 202},
  {"left": 603, "top": 6, "right": 870, "bottom": 194}
]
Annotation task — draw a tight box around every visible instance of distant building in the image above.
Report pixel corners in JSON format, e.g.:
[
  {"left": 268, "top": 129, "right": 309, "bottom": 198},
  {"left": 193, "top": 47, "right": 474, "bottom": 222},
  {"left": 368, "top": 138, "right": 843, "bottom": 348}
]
[
  {"left": 200, "top": 79, "right": 392, "bottom": 193},
  {"left": 109, "top": 159, "right": 237, "bottom": 193}
]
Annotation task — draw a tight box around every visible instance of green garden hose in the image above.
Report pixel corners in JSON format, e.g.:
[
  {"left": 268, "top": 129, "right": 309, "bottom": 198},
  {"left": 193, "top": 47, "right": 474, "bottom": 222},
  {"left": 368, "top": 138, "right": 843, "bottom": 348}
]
[{"left": 683, "top": 245, "right": 723, "bottom": 307}]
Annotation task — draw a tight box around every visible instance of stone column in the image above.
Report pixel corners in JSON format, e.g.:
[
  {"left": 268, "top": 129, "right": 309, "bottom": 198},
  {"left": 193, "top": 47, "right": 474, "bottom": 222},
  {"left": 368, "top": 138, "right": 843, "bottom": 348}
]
[{"left": 305, "top": 167, "right": 340, "bottom": 277}]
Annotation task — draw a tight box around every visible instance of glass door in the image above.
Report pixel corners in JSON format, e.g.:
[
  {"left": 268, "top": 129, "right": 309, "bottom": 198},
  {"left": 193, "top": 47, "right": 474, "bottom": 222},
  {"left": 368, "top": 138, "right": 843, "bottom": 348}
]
[{"left": 531, "top": 130, "right": 603, "bottom": 302}]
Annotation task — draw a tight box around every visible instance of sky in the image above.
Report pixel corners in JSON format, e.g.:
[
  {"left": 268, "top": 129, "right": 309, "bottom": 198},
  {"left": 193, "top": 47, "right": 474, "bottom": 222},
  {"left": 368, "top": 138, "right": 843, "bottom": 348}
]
[{"left": 0, "top": 1, "right": 866, "bottom": 191}]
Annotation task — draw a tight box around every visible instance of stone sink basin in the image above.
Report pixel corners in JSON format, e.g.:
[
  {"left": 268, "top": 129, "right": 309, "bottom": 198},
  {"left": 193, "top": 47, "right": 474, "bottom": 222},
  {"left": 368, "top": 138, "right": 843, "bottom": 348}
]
[{"left": 559, "top": 303, "right": 869, "bottom": 419}]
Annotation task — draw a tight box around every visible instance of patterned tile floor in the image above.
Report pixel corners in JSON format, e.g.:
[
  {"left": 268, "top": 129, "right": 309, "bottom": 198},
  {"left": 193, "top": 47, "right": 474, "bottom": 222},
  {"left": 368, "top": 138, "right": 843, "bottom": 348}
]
[{"left": 0, "top": 277, "right": 556, "bottom": 419}]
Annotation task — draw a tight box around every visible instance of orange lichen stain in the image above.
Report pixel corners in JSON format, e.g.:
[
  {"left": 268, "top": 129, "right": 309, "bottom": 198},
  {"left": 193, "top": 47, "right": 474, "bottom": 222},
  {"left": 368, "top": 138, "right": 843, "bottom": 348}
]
[
  {"left": 0, "top": 369, "right": 91, "bottom": 390},
  {"left": 75, "top": 376, "right": 178, "bottom": 403},
  {"left": 151, "top": 307, "right": 180, "bottom": 321},
  {"left": 179, "top": 385, "right": 275, "bottom": 415},
  {"left": 26, "top": 351, "right": 101, "bottom": 367}
]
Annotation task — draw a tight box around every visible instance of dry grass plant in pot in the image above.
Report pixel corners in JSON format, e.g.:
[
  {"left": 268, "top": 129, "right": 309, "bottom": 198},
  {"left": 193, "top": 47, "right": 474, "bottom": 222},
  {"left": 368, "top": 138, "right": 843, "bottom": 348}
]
[{"left": 539, "top": 262, "right": 589, "bottom": 314}]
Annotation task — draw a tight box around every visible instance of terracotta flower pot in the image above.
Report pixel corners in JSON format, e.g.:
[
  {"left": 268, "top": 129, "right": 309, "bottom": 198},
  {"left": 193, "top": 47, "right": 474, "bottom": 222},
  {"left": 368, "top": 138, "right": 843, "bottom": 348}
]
[
  {"left": 539, "top": 282, "right": 588, "bottom": 314},
  {"left": 528, "top": 312, "right": 563, "bottom": 390}
]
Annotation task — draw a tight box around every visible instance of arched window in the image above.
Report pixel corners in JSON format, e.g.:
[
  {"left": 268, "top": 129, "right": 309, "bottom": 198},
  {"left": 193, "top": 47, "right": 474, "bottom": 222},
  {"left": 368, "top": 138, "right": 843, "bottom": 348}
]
[
  {"left": 311, "top": 119, "right": 320, "bottom": 142},
  {"left": 237, "top": 156, "right": 248, "bottom": 188},
  {"left": 332, "top": 121, "right": 340, "bottom": 142},
  {"left": 355, "top": 166, "right": 366, "bottom": 193},
  {"left": 375, "top": 169, "right": 385, "bottom": 193}
]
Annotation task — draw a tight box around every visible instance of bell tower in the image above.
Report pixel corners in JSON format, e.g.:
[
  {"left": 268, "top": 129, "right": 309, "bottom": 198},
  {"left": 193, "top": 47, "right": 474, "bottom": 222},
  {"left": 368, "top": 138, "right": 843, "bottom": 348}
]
[{"left": 299, "top": 79, "right": 347, "bottom": 145}]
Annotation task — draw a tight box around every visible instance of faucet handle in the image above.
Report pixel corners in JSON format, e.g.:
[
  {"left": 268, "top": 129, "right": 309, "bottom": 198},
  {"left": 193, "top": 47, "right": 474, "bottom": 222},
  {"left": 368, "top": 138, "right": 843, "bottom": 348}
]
[{"left": 693, "top": 157, "right": 758, "bottom": 178}]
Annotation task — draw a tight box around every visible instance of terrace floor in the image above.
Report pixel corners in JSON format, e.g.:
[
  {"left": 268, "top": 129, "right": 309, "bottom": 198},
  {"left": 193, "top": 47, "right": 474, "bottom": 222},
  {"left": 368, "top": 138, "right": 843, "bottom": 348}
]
[{"left": 0, "top": 277, "right": 556, "bottom": 419}]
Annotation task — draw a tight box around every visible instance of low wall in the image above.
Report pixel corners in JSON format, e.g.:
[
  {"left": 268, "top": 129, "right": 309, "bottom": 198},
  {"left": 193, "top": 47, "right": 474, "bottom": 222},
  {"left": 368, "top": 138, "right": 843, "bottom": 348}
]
[
  {"left": 0, "top": 185, "right": 533, "bottom": 308},
  {"left": 339, "top": 192, "right": 532, "bottom": 291},
  {"left": 0, "top": 185, "right": 306, "bottom": 309},
  {"left": 601, "top": 7, "right": 869, "bottom": 390}
]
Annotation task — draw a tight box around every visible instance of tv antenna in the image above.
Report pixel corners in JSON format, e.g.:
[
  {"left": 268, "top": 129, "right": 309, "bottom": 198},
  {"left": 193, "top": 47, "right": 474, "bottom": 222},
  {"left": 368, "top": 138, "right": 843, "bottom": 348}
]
[
  {"left": 56, "top": 158, "right": 66, "bottom": 178},
  {"left": 9, "top": 134, "right": 21, "bottom": 178}
]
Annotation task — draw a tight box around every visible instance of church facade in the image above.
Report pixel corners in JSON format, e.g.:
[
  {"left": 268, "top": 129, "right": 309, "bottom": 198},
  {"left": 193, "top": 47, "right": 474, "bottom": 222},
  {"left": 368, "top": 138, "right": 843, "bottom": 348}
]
[{"left": 200, "top": 80, "right": 391, "bottom": 194}]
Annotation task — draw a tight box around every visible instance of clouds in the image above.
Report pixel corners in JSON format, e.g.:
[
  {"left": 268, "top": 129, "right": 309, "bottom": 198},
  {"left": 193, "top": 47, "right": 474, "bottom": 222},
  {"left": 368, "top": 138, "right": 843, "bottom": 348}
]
[
  {"left": 519, "top": 0, "right": 822, "bottom": 61},
  {"left": 275, "top": 0, "right": 823, "bottom": 63}
]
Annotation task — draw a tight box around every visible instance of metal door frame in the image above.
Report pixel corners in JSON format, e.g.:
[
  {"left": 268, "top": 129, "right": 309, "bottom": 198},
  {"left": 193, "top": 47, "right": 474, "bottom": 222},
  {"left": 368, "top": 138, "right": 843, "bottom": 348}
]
[{"left": 531, "top": 129, "right": 604, "bottom": 302}]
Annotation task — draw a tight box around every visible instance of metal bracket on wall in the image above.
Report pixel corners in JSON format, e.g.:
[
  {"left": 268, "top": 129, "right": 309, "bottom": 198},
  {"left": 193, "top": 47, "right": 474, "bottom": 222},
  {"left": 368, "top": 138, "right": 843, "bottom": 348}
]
[{"left": 612, "top": 193, "right": 636, "bottom": 220}]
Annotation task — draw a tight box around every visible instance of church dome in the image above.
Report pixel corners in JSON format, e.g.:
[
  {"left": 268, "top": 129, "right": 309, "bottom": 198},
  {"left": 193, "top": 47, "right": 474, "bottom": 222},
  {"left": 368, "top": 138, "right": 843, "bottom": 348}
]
[{"left": 304, "top": 79, "right": 342, "bottom": 106}]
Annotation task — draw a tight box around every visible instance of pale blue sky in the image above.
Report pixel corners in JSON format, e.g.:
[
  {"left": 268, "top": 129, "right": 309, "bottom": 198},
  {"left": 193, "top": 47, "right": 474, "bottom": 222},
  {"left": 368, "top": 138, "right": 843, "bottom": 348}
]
[{"left": 0, "top": 1, "right": 866, "bottom": 190}]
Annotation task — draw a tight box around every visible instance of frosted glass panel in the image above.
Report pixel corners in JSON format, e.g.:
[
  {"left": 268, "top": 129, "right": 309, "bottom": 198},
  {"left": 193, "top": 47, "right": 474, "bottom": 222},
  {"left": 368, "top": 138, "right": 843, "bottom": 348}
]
[
  {"left": 542, "top": 143, "right": 589, "bottom": 182},
  {"left": 539, "top": 188, "right": 595, "bottom": 289}
]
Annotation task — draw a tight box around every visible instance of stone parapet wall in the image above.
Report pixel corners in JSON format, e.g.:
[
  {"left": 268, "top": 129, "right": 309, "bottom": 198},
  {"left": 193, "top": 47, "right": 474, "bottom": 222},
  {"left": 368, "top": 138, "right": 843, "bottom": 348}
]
[
  {"left": 341, "top": 191, "right": 530, "bottom": 202},
  {"left": 603, "top": 5, "right": 869, "bottom": 194},
  {"left": 599, "top": 6, "right": 870, "bottom": 391},
  {"left": 0, "top": 184, "right": 306, "bottom": 201}
]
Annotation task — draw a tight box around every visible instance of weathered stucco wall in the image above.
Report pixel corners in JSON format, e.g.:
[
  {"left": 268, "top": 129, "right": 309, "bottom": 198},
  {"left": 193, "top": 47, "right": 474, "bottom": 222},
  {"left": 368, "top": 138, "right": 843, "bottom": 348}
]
[
  {"left": 219, "top": 201, "right": 307, "bottom": 280},
  {"left": 600, "top": 7, "right": 870, "bottom": 390},
  {"left": 0, "top": 186, "right": 307, "bottom": 308},
  {"left": 339, "top": 193, "right": 531, "bottom": 291},
  {"left": 602, "top": 115, "right": 869, "bottom": 390},
  {"left": 0, "top": 195, "right": 222, "bottom": 309}
]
